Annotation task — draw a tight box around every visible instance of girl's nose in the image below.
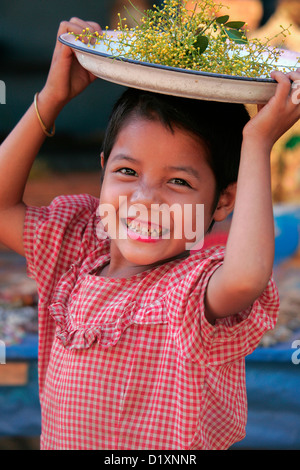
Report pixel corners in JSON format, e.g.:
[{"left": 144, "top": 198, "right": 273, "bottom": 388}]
[{"left": 130, "top": 183, "right": 160, "bottom": 206}]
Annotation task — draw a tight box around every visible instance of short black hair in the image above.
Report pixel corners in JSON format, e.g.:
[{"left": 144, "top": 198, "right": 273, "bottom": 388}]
[{"left": 101, "top": 88, "right": 250, "bottom": 196}]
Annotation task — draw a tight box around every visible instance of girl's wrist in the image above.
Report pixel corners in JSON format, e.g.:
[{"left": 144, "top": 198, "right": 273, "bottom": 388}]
[
  {"left": 34, "top": 88, "right": 66, "bottom": 129},
  {"left": 242, "top": 127, "right": 273, "bottom": 156}
]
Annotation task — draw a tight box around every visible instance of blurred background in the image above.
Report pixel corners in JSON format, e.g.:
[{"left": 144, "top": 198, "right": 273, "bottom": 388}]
[{"left": 0, "top": 0, "right": 300, "bottom": 450}]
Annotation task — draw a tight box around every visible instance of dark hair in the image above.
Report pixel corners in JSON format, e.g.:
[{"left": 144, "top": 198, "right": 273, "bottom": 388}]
[{"left": 101, "top": 88, "right": 250, "bottom": 196}]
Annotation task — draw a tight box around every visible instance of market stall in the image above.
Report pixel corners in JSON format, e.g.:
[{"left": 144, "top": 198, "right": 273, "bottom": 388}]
[{"left": 0, "top": 334, "right": 40, "bottom": 438}]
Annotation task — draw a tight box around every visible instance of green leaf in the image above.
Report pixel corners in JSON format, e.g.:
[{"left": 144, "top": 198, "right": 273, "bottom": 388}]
[
  {"left": 285, "top": 134, "right": 300, "bottom": 149},
  {"left": 225, "top": 21, "right": 245, "bottom": 30},
  {"left": 226, "top": 28, "right": 247, "bottom": 44},
  {"left": 226, "top": 29, "right": 243, "bottom": 39},
  {"left": 215, "top": 15, "right": 229, "bottom": 24},
  {"left": 194, "top": 35, "right": 209, "bottom": 54}
]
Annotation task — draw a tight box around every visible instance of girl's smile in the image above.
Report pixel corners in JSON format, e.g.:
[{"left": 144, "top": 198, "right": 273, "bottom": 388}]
[
  {"left": 122, "top": 217, "right": 170, "bottom": 242},
  {"left": 99, "top": 117, "right": 220, "bottom": 278}
]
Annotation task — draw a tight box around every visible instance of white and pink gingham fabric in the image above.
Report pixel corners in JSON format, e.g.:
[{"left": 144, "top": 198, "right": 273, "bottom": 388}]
[{"left": 23, "top": 194, "right": 279, "bottom": 450}]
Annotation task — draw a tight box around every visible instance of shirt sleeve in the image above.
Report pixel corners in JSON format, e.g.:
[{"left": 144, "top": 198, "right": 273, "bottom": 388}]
[
  {"left": 23, "top": 194, "right": 100, "bottom": 299},
  {"left": 166, "top": 247, "right": 280, "bottom": 365}
]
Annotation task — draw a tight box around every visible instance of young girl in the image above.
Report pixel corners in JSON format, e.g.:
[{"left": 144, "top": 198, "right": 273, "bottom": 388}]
[{"left": 1, "top": 18, "right": 300, "bottom": 450}]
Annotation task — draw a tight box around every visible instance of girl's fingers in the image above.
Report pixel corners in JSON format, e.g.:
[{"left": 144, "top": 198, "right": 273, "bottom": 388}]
[
  {"left": 257, "top": 104, "right": 265, "bottom": 113},
  {"left": 54, "top": 18, "right": 103, "bottom": 52},
  {"left": 86, "top": 21, "right": 102, "bottom": 33},
  {"left": 287, "top": 70, "right": 300, "bottom": 89},
  {"left": 57, "top": 17, "right": 102, "bottom": 39},
  {"left": 270, "top": 70, "right": 293, "bottom": 102},
  {"left": 286, "top": 66, "right": 300, "bottom": 79},
  {"left": 68, "top": 17, "right": 102, "bottom": 34},
  {"left": 271, "top": 68, "right": 300, "bottom": 108},
  {"left": 57, "top": 19, "right": 82, "bottom": 37}
]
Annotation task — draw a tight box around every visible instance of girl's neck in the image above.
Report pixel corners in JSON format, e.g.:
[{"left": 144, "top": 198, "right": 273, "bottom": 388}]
[{"left": 100, "top": 251, "right": 190, "bottom": 279}]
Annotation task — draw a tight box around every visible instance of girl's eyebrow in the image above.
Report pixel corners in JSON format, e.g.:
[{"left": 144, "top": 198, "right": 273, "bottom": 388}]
[
  {"left": 165, "top": 165, "right": 200, "bottom": 179},
  {"left": 110, "top": 154, "right": 139, "bottom": 164},
  {"left": 110, "top": 155, "right": 200, "bottom": 179}
]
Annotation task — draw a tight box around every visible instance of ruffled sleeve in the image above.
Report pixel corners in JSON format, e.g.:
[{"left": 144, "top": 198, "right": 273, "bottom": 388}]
[
  {"left": 166, "top": 247, "right": 280, "bottom": 365},
  {"left": 23, "top": 194, "right": 101, "bottom": 300}
]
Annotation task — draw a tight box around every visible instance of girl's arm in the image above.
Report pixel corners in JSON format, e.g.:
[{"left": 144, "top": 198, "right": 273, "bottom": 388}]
[
  {"left": 205, "top": 69, "right": 300, "bottom": 323},
  {"left": 0, "top": 18, "right": 101, "bottom": 255}
]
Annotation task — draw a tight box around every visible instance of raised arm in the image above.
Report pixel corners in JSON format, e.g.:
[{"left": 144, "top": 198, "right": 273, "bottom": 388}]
[
  {"left": 0, "top": 18, "right": 101, "bottom": 255},
  {"left": 205, "top": 69, "right": 300, "bottom": 322}
]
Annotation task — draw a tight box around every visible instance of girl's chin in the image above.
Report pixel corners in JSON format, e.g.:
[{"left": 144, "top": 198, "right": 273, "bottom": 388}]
[
  {"left": 119, "top": 249, "right": 167, "bottom": 268},
  {"left": 115, "top": 241, "right": 188, "bottom": 269}
]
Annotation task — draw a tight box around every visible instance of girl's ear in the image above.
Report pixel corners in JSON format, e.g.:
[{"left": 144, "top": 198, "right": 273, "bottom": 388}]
[
  {"left": 100, "top": 152, "right": 104, "bottom": 169},
  {"left": 213, "top": 183, "right": 237, "bottom": 222}
]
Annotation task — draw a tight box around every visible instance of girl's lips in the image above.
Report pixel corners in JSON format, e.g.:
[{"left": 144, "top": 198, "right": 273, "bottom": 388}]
[{"left": 122, "top": 218, "right": 170, "bottom": 243}]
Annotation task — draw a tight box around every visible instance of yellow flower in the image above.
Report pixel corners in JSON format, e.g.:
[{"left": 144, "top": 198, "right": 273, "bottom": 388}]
[{"left": 70, "top": 0, "right": 299, "bottom": 78}]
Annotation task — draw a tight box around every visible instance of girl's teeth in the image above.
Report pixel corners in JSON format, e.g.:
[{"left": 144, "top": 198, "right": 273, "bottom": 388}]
[{"left": 127, "top": 220, "right": 161, "bottom": 237}]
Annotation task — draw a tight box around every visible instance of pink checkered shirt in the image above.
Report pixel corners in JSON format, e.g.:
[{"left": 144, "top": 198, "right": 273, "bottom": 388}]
[{"left": 24, "top": 194, "right": 279, "bottom": 450}]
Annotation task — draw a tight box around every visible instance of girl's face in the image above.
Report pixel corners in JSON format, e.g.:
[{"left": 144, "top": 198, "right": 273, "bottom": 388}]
[{"left": 99, "top": 117, "right": 229, "bottom": 277}]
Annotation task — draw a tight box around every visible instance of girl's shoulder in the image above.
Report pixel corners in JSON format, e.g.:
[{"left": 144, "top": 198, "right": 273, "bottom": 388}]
[
  {"left": 144, "top": 246, "right": 225, "bottom": 296},
  {"left": 47, "top": 193, "right": 99, "bottom": 214},
  {"left": 24, "top": 193, "right": 103, "bottom": 287},
  {"left": 171, "top": 245, "right": 225, "bottom": 276}
]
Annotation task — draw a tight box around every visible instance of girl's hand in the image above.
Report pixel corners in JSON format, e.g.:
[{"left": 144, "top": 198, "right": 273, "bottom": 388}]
[
  {"left": 243, "top": 68, "right": 300, "bottom": 152},
  {"left": 40, "top": 18, "right": 102, "bottom": 108}
]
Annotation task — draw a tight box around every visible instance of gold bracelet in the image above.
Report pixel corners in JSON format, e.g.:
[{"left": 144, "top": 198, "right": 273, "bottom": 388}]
[{"left": 34, "top": 92, "right": 56, "bottom": 137}]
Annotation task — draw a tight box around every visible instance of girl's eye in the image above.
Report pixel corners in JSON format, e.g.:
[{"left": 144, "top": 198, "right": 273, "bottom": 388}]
[
  {"left": 169, "top": 178, "right": 191, "bottom": 187},
  {"left": 117, "top": 168, "right": 138, "bottom": 176}
]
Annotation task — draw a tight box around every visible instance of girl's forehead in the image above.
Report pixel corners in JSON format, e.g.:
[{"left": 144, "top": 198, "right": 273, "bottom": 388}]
[{"left": 113, "top": 116, "right": 210, "bottom": 160}]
